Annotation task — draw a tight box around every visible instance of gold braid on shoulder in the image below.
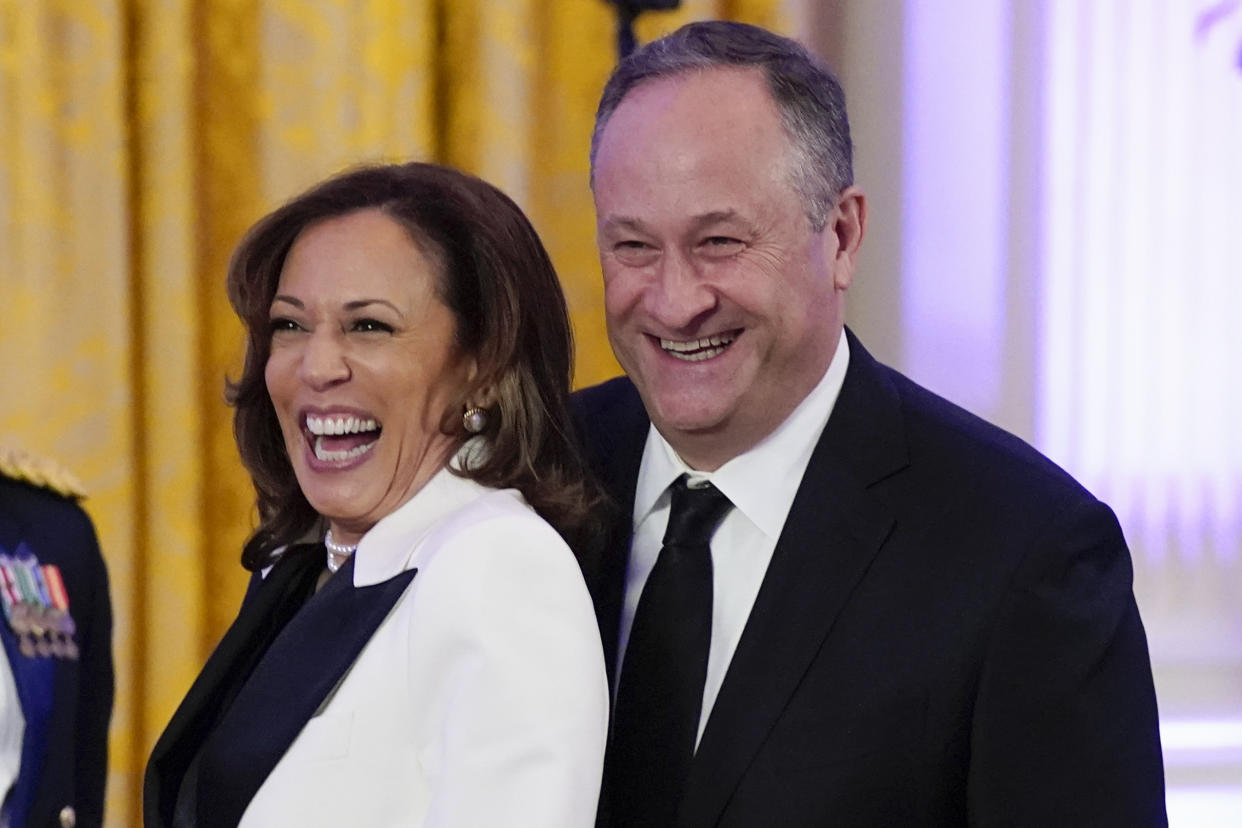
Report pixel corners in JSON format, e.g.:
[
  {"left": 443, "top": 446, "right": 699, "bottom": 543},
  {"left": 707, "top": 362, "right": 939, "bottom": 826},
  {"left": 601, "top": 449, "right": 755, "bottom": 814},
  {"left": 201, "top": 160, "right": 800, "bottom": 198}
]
[{"left": 0, "top": 446, "right": 87, "bottom": 500}]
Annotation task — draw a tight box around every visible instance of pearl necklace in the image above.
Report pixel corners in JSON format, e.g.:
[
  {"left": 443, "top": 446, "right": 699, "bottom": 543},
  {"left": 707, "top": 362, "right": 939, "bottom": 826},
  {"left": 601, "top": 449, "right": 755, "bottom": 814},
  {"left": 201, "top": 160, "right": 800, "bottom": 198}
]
[{"left": 323, "top": 528, "right": 357, "bottom": 574}]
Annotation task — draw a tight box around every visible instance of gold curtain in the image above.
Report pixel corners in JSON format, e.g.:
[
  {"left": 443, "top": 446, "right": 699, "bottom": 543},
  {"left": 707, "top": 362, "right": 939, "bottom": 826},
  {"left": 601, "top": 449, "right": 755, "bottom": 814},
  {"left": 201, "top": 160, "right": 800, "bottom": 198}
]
[{"left": 0, "top": 0, "right": 806, "bottom": 823}]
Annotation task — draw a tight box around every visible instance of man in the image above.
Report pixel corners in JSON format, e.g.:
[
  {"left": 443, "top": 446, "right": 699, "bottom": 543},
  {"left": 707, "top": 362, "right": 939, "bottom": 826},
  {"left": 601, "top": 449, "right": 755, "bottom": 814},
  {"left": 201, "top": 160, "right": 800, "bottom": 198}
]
[
  {"left": 574, "top": 20, "right": 1166, "bottom": 827},
  {"left": 0, "top": 448, "right": 113, "bottom": 828}
]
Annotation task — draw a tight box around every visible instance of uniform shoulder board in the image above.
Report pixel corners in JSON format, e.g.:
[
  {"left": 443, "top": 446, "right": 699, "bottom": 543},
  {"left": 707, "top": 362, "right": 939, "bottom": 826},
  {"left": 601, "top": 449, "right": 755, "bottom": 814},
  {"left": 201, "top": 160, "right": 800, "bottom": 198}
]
[{"left": 0, "top": 446, "right": 87, "bottom": 500}]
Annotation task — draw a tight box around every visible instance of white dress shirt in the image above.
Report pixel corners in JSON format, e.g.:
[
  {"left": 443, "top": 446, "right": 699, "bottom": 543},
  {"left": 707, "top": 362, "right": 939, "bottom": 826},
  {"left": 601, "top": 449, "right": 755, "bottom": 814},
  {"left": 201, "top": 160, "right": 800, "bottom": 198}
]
[
  {"left": 619, "top": 332, "right": 849, "bottom": 745},
  {"left": 242, "top": 458, "right": 609, "bottom": 827}
]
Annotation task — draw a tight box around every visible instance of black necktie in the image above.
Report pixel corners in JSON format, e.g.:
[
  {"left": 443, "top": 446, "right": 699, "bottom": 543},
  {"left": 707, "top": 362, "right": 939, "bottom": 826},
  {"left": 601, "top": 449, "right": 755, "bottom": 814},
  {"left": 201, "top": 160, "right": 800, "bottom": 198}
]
[{"left": 606, "top": 475, "right": 733, "bottom": 827}]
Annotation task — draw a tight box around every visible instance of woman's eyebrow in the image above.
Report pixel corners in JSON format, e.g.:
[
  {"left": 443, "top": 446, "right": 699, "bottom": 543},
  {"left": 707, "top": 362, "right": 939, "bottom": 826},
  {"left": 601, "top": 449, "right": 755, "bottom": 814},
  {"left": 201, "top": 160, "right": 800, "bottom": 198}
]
[
  {"left": 343, "top": 298, "right": 401, "bottom": 314},
  {"left": 268, "top": 296, "right": 402, "bottom": 315}
]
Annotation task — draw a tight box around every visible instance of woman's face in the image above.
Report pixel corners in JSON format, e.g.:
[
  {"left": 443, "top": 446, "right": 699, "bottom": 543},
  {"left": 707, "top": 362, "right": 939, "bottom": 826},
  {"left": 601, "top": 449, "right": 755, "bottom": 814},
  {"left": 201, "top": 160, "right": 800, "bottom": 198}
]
[{"left": 265, "top": 208, "right": 474, "bottom": 543}]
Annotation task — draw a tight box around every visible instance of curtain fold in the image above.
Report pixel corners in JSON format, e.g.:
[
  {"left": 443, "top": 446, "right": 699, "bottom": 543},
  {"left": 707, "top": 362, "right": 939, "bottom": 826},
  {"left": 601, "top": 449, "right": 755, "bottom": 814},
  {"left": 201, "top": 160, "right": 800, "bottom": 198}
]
[
  {"left": 1038, "top": 0, "right": 1242, "bottom": 654},
  {"left": 0, "top": 1, "right": 804, "bottom": 823}
]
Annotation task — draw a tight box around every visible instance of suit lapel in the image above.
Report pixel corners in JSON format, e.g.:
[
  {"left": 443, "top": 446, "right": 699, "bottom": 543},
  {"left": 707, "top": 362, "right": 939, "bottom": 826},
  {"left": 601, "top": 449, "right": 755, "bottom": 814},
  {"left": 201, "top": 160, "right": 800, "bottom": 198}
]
[
  {"left": 575, "top": 377, "right": 650, "bottom": 691},
  {"left": 680, "top": 331, "right": 909, "bottom": 827},
  {"left": 194, "top": 555, "right": 417, "bottom": 828},
  {"left": 143, "top": 544, "right": 326, "bottom": 827}
]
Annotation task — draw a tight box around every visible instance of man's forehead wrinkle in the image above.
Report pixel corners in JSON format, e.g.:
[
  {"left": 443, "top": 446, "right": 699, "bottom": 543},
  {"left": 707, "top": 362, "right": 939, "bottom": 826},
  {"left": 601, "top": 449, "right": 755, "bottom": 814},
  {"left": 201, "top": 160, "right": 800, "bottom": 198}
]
[
  {"left": 692, "top": 209, "right": 740, "bottom": 226},
  {"left": 601, "top": 215, "right": 647, "bottom": 233}
]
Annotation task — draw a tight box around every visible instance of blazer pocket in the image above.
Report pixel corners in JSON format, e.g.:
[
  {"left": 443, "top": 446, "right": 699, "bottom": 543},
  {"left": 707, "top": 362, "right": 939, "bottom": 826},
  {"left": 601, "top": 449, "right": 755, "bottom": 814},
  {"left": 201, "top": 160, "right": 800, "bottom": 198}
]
[{"left": 291, "top": 710, "right": 354, "bottom": 762}]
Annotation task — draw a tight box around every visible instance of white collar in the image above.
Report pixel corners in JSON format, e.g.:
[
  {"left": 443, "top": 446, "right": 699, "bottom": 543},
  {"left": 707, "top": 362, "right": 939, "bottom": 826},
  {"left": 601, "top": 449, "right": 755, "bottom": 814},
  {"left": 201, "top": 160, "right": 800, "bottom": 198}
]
[
  {"left": 351, "top": 440, "right": 495, "bottom": 586},
  {"left": 634, "top": 331, "right": 849, "bottom": 540}
]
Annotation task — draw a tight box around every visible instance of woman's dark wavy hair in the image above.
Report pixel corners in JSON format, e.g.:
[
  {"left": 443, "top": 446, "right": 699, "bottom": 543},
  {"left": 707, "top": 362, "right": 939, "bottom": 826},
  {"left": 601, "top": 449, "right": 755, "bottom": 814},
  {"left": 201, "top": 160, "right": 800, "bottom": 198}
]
[{"left": 227, "top": 162, "right": 601, "bottom": 570}]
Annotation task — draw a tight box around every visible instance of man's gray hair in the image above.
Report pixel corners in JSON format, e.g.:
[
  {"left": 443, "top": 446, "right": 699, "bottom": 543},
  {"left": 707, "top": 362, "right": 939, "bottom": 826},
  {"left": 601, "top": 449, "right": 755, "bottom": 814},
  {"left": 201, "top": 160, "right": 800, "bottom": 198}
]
[{"left": 590, "top": 20, "right": 853, "bottom": 231}]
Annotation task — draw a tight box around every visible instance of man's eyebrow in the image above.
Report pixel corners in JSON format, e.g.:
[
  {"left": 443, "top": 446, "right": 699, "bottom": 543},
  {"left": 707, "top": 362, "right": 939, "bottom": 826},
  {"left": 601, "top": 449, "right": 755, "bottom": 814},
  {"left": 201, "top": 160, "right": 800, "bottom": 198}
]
[
  {"left": 601, "top": 210, "right": 755, "bottom": 234},
  {"left": 600, "top": 216, "right": 649, "bottom": 235},
  {"left": 690, "top": 209, "right": 759, "bottom": 236},
  {"left": 691, "top": 209, "right": 740, "bottom": 226}
]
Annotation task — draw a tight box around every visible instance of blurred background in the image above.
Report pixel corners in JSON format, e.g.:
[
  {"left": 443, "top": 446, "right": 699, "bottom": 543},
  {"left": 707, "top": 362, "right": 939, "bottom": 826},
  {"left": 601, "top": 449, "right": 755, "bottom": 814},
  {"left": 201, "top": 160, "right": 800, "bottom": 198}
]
[{"left": 1, "top": 0, "right": 1238, "bottom": 824}]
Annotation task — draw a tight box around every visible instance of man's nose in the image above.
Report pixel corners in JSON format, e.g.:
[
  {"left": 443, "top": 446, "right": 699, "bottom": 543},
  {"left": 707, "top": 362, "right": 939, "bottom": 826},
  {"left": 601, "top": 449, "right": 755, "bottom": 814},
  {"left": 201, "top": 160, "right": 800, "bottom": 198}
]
[
  {"left": 645, "top": 251, "right": 716, "bottom": 329},
  {"left": 297, "top": 328, "right": 351, "bottom": 389}
]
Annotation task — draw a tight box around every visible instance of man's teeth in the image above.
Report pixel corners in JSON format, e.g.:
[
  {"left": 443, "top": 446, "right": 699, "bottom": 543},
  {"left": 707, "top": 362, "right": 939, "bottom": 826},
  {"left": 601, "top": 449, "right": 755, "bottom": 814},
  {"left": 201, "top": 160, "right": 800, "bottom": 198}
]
[
  {"left": 313, "top": 436, "right": 377, "bottom": 463},
  {"left": 660, "top": 332, "right": 736, "bottom": 362},
  {"left": 306, "top": 414, "right": 379, "bottom": 436}
]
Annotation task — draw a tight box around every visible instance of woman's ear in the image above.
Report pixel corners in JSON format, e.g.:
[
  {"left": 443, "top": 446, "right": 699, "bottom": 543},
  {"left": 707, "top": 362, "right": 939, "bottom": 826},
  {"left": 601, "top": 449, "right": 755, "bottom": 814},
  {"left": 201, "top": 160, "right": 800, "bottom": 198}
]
[
  {"left": 461, "top": 356, "right": 493, "bottom": 408},
  {"left": 469, "top": 383, "right": 499, "bottom": 409}
]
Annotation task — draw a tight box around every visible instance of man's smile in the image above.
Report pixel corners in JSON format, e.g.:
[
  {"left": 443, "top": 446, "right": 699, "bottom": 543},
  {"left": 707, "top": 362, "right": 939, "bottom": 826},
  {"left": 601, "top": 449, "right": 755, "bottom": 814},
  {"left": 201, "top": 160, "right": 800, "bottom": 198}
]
[{"left": 657, "top": 330, "right": 740, "bottom": 362}]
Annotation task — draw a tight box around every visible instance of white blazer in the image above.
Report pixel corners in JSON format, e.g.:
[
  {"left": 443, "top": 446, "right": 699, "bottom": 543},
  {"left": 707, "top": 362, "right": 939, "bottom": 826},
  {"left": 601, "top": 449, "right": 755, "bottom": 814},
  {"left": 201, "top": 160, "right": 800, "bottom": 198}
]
[{"left": 239, "top": 467, "right": 609, "bottom": 827}]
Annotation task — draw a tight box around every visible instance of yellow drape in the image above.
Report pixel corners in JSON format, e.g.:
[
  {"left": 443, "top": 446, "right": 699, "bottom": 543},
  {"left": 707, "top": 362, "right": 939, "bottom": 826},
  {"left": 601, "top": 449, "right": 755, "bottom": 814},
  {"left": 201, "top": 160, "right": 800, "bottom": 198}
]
[{"left": 0, "top": 1, "right": 803, "bottom": 823}]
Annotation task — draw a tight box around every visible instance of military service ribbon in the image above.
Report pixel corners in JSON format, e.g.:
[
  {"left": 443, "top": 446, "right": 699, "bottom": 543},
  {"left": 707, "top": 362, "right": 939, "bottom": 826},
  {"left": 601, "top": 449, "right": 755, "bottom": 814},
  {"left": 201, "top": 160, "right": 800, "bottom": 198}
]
[
  {"left": 0, "top": 547, "right": 79, "bottom": 660},
  {"left": 41, "top": 563, "right": 78, "bottom": 660},
  {"left": 0, "top": 553, "right": 37, "bottom": 657}
]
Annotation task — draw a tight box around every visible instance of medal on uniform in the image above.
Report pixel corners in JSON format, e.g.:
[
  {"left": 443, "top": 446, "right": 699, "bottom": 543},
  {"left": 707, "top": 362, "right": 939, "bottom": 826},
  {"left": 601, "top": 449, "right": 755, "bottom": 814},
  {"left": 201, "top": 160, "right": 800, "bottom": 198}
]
[
  {"left": 10, "top": 554, "right": 54, "bottom": 657},
  {"left": 0, "top": 546, "right": 77, "bottom": 659},
  {"left": 0, "top": 553, "right": 38, "bottom": 656},
  {"left": 41, "top": 563, "right": 78, "bottom": 660}
]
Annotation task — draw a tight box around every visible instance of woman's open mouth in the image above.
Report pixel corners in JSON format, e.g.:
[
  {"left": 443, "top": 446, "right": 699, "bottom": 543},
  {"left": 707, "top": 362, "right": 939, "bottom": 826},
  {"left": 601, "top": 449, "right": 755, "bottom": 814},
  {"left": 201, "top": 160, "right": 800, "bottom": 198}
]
[{"left": 304, "top": 413, "right": 382, "bottom": 463}]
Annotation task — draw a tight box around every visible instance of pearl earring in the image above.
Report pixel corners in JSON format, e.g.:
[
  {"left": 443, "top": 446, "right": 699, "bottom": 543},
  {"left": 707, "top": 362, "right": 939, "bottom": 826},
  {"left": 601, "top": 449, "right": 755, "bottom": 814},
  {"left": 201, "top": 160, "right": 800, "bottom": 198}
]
[{"left": 463, "top": 406, "right": 488, "bottom": 434}]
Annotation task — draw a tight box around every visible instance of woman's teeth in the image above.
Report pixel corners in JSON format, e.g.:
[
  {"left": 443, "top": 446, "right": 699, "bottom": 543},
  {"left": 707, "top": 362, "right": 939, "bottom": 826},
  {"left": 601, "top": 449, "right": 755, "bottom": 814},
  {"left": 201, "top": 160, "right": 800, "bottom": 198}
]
[
  {"left": 313, "top": 437, "right": 377, "bottom": 462},
  {"left": 306, "top": 414, "right": 379, "bottom": 435},
  {"left": 305, "top": 414, "right": 381, "bottom": 463}
]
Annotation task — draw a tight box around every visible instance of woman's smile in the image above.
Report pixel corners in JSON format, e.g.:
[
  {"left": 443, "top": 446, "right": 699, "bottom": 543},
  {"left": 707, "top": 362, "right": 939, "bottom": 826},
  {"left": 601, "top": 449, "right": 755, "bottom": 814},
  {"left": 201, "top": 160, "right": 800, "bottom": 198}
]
[{"left": 301, "top": 409, "right": 382, "bottom": 466}]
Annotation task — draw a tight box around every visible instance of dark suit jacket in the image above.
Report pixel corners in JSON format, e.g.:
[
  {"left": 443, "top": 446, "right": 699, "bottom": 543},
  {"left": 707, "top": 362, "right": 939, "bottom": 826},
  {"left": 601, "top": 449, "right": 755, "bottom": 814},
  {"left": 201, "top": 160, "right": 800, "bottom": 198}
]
[
  {"left": 573, "top": 329, "right": 1166, "bottom": 827},
  {"left": 0, "top": 475, "right": 113, "bottom": 828}
]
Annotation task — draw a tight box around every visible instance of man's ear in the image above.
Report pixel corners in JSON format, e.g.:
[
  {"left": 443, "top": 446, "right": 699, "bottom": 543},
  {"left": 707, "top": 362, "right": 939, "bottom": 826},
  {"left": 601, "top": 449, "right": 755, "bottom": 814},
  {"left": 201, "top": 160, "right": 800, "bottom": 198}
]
[{"left": 829, "top": 185, "right": 867, "bottom": 292}]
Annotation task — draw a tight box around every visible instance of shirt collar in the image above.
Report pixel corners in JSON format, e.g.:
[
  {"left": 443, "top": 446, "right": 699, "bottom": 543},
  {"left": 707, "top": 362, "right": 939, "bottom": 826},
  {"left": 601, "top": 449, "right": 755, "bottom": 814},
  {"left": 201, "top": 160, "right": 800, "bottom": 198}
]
[
  {"left": 352, "top": 439, "right": 494, "bottom": 586},
  {"left": 634, "top": 331, "right": 849, "bottom": 540}
]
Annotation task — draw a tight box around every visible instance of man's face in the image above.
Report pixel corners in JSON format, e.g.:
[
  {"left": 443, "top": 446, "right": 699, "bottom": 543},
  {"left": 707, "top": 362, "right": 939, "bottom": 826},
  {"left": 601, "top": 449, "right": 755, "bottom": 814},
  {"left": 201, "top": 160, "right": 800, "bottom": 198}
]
[{"left": 593, "top": 67, "right": 864, "bottom": 470}]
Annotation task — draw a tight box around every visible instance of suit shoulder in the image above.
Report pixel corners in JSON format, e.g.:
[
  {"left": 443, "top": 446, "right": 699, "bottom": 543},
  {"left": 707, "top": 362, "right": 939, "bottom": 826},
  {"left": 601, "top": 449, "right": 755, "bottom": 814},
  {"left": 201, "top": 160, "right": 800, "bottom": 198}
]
[
  {"left": 884, "top": 367, "right": 1096, "bottom": 504},
  {"left": 0, "top": 445, "right": 87, "bottom": 502},
  {"left": 571, "top": 379, "right": 650, "bottom": 476},
  {"left": 572, "top": 376, "right": 641, "bottom": 420},
  {"left": 435, "top": 486, "right": 563, "bottom": 543},
  {"left": 415, "top": 492, "right": 587, "bottom": 607},
  {"left": 0, "top": 450, "right": 100, "bottom": 567}
]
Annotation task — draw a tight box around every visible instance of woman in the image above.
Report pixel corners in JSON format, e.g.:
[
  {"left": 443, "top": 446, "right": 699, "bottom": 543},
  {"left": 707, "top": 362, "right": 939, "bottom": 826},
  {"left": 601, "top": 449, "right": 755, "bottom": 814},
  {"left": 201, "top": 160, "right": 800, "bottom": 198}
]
[{"left": 144, "top": 163, "right": 609, "bottom": 827}]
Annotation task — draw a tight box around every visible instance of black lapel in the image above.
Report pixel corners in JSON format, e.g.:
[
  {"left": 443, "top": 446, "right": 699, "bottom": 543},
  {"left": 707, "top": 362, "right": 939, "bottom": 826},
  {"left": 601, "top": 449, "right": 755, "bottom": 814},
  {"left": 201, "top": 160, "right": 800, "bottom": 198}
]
[
  {"left": 193, "top": 554, "right": 418, "bottom": 828},
  {"left": 681, "top": 331, "right": 909, "bottom": 827},
  {"left": 573, "top": 377, "right": 649, "bottom": 691},
  {"left": 143, "top": 544, "right": 325, "bottom": 828}
]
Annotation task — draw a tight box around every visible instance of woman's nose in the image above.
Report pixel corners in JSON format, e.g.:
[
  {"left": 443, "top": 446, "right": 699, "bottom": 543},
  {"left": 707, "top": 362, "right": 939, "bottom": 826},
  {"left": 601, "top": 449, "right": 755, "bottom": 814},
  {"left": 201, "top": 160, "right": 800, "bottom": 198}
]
[{"left": 297, "top": 329, "right": 350, "bottom": 389}]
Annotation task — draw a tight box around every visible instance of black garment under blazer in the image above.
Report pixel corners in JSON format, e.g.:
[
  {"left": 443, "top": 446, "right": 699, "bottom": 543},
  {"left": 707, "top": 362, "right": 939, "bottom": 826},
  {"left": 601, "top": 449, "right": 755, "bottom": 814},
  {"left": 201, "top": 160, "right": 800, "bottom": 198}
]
[
  {"left": 143, "top": 548, "right": 417, "bottom": 828},
  {"left": 572, "top": 329, "right": 1166, "bottom": 827}
]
